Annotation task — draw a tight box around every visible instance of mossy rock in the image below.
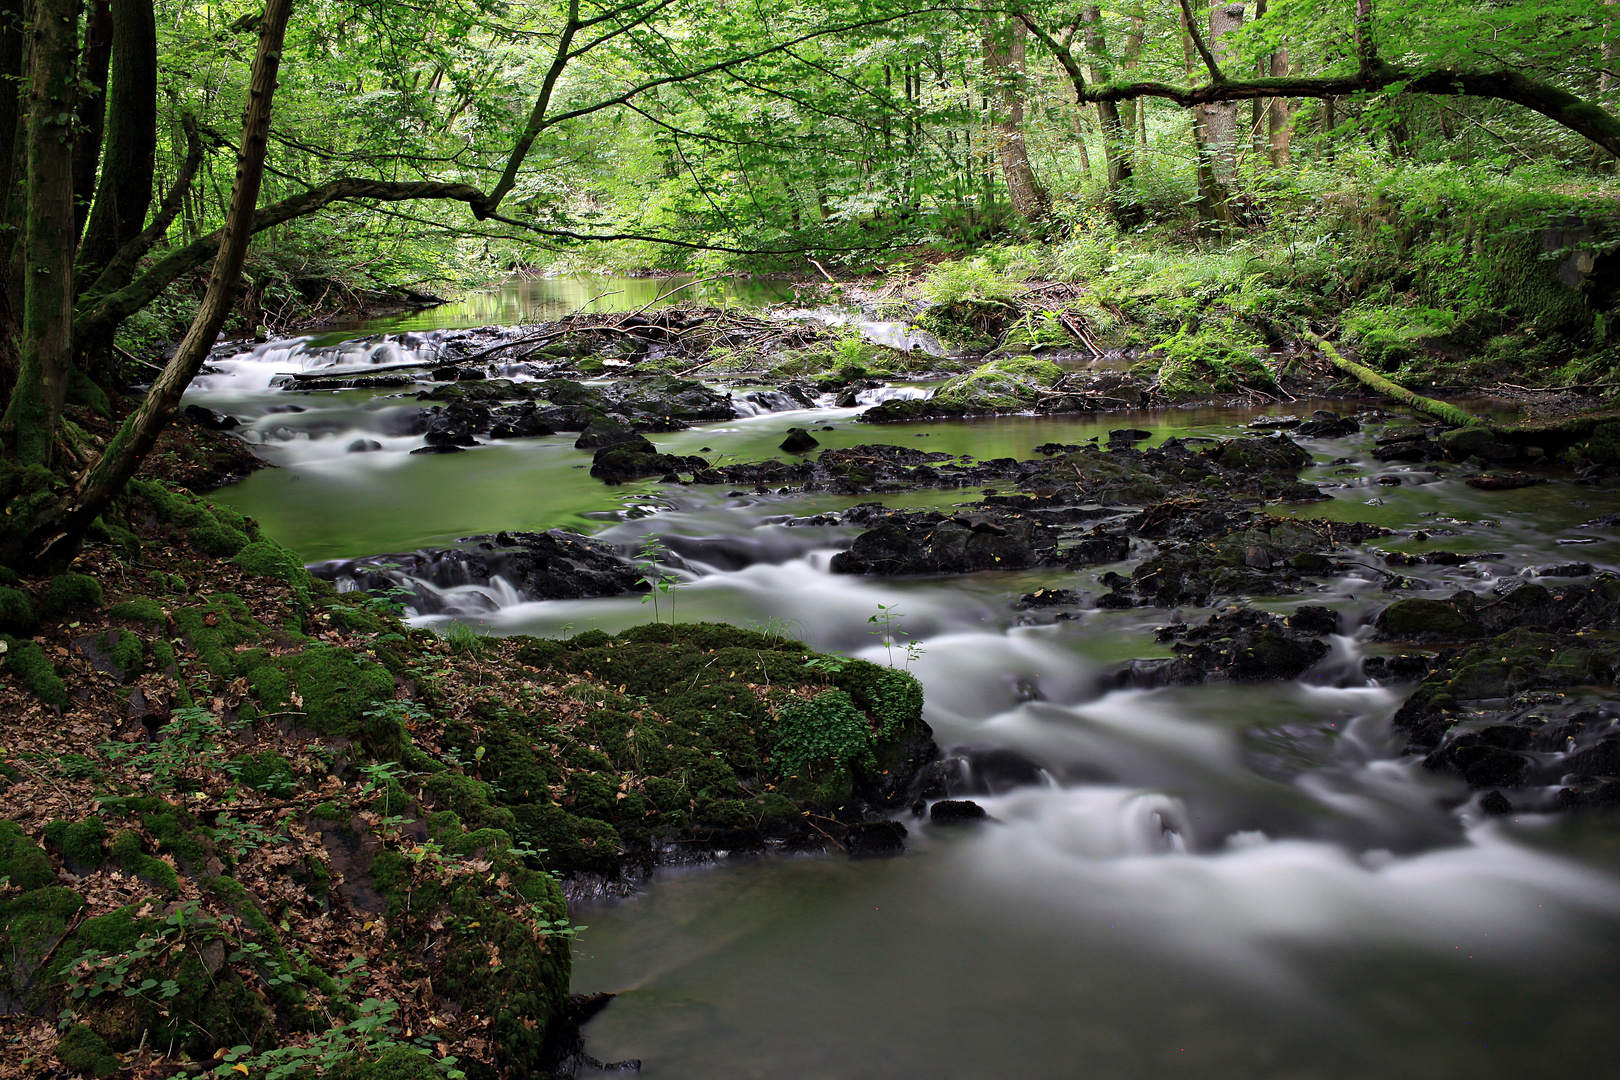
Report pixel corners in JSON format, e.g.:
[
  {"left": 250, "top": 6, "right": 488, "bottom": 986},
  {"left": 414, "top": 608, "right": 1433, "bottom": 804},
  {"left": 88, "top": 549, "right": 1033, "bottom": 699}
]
[
  {"left": 109, "top": 829, "right": 179, "bottom": 892},
  {"left": 1210, "top": 435, "right": 1312, "bottom": 473},
  {"left": 189, "top": 520, "right": 251, "bottom": 556},
  {"left": 0, "top": 586, "right": 37, "bottom": 635},
  {"left": 43, "top": 817, "right": 107, "bottom": 873},
  {"left": 369, "top": 820, "right": 571, "bottom": 1078},
  {"left": 932, "top": 357, "right": 1063, "bottom": 411},
  {"left": 42, "top": 573, "right": 103, "bottom": 616},
  {"left": 56, "top": 1023, "right": 117, "bottom": 1078},
  {"left": 94, "top": 628, "right": 145, "bottom": 681},
  {"left": 2, "top": 635, "right": 68, "bottom": 706},
  {"left": 0, "top": 819, "right": 58, "bottom": 891},
  {"left": 1374, "top": 598, "right": 1486, "bottom": 642},
  {"left": 232, "top": 539, "right": 315, "bottom": 596}
]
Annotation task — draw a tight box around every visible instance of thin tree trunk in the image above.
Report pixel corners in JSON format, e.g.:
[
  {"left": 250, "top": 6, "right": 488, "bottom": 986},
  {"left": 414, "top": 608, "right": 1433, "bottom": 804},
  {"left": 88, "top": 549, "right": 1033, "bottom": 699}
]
[
  {"left": 0, "top": 4, "right": 24, "bottom": 405},
  {"left": 1269, "top": 46, "right": 1292, "bottom": 166},
  {"left": 78, "top": 0, "right": 158, "bottom": 276},
  {"left": 71, "top": 0, "right": 112, "bottom": 239},
  {"left": 0, "top": 0, "right": 78, "bottom": 467},
  {"left": 30, "top": 0, "right": 295, "bottom": 565}
]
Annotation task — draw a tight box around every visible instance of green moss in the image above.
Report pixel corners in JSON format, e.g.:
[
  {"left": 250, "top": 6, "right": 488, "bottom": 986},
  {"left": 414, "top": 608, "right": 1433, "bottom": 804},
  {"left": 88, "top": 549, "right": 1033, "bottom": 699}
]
[
  {"left": 55, "top": 1023, "right": 117, "bottom": 1078},
  {"left": 230, "top": 751, "right": 297, "bottom": 797},
  {"left": 42, "top": 573, "right": 103, "bottom": 616},
  {"left": 0, "top": 586, "right": 37, "bottom": 634},
  {"left": 189, "top": 520, "right": 250, "bottom": 556},
  {"left": 0, "top": 886, "right": 85, "bottom": 1003},
  {"left": 2, "top": 635, "right": 68, "bottom": 706},
  {"left": 0, "top": 819, "right": 57, "bottom": 890},
  {"left": 232, "top": 539, "right": 315, "bottom": 596},
  {"left": 327, "top": 1046, "right": 444, "bottom": 1080},
  {"left": 94, "top": 628, "right": 144, "bottom": 681},
  {"left": 368, "top": 822, "right": 572, "bottom": 1077},
  {"left": 108, "top": 829, "right": 179, "bottom": 893},
  {"left": 43, "top": 817, "right": 106, "bottom": 870},
  {"left": 932, "top": 357, "right": 1063, "bottom": 411}
]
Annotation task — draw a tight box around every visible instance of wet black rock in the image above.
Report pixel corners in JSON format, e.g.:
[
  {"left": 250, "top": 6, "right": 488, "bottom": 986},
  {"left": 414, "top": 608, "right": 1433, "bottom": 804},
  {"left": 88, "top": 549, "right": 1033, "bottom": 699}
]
[
  {"left": 1373, "top": 596, "right": 1486, "bottom": 642},
  {"left": 1294, "top": 410, "right": 1360, "bottom": 438},
  {"left": 780, "top": 427, "right": 820, "bottom": 453},
  {"left": 1208, "top": 433, "right": 1312, "bottom": 472},
  {"left": 308, "top": 529, "right": 648, "bottom": 614},
  {"left": 829, "top": 509, "right": 1058, "bottom": 575},
  {"left": 1137, "top": 608, "right": 1330, "bottom": 684},
  {"left": 1362, "top": 653, "right": 1435, "bottom": 683},
  {"left": 1016, "top": 588, "right": 1081, "bottom": 609},
  {"left": 488, "top": 400, "right": 557, "bottom": 439},
  {"left": 845, "top": 820, "right": 908, "bottom": 857},
  {"left": 1479, "top": 790, "right": 1513, "bottom": 815},
  {"left": 929, "top": 799, "right": 987, "bottom": 824},
  {"left": 589, "top": 438, "right": 709, "bottom": 483},
  {"left": 409, "top": 443, "right": 465, "bottom": 455},
  {"left": 575, "top": 415, "right": 653, "bottom": 450},
  {"left": 1423, "top": 726, "right": 1535, "bottom": 788},
  {"left": 182, "top": 404, "right": 240, "bottom": 431},
  {"left": 1288, "top": 605, "right": 1339, "bottom": 636},
  {"left": 347, "top": 439, "right": 383, "bottom": 453}
]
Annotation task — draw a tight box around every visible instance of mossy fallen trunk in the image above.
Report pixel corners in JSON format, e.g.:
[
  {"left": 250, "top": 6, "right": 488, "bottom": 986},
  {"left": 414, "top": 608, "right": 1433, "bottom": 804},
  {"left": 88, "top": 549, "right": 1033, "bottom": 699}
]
[{"left": 1308, "top": 333, "right": 1480, "bottom": 429}]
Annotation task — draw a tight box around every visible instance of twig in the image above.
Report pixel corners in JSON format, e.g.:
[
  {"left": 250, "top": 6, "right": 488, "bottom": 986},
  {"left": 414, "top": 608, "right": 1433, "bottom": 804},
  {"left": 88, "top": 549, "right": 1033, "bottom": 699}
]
[{"left": 622, "top": 275, "right": 724, "bottom": 320}]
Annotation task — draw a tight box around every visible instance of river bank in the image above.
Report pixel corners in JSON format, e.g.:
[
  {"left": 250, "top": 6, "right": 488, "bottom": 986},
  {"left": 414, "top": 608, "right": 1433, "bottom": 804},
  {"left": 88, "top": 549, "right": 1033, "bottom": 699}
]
[{"left": 11, "top": 276, "right": 1620, "bottom": 1078}]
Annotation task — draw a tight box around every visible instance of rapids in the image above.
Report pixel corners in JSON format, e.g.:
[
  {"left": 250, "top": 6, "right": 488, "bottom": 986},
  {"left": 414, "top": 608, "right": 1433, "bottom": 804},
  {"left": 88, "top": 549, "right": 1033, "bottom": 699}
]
[{"left": 192, "top": 278, "right": 1620, "bottom": 1079}]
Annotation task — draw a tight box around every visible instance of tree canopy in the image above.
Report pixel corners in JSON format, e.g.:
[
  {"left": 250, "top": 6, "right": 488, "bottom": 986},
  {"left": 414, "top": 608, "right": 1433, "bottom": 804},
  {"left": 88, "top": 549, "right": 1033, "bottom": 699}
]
[{"left": 2, "top": 0, "right": 1619, "bottom": 567}]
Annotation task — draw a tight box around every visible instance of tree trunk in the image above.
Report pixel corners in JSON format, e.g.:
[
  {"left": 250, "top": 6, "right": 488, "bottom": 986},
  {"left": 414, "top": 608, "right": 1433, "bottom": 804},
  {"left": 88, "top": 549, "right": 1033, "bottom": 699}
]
[
  {"left": 78, "top": 0, "right": 157, "bottom": 278},
  {"left": 71, "top": 0, "right": 112, "bottom": 239},
  {"left": 1268, "top": 46, "right": 1291, "bottom": 166},
  {"left": 984, "top": 15, "right": 1049, "bottom": 223},
  {"left": 1198, "top": 3, "right": 1245, "bottom": 185},
  {"left": 0, "top": 4, "right": 24, "bottom": 406},
  {"left": 28, "top": 0, "right": 295, "bottom": 566},
  {"left": 0, "top": 0, "right": 78, "bottom": 468}
]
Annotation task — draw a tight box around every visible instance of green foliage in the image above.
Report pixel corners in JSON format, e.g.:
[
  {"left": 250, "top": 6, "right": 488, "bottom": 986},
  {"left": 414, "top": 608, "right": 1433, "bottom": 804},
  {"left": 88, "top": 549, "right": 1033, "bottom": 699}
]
[
  {"left": 772, "top": 690, "right": 874, "bottom": 778},
  {"left": 229, "top": 751, "right": 298, "bottom": 797}
]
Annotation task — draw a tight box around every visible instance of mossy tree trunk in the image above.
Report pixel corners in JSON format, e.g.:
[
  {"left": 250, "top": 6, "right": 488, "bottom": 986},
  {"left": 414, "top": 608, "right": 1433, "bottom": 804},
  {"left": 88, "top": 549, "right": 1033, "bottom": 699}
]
[
  {"left": 0, "top": 0, "right": 80, "bottom": 469},
  {"left": 22, "top": 0, "right": 295, "bottom": 567}
]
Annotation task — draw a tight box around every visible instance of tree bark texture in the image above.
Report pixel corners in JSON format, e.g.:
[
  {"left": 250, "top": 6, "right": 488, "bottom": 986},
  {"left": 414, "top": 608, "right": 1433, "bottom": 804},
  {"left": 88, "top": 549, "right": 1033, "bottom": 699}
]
[
  {"left": 1268, "top": 46, "right": 1291, "bottom": 166},
  {"left": 78, "top": 0, "right": 157, "bottom": 276},
  {"left": 0, "top": 0, "right": 79, "bottom": 467},
  {"left": 984, "top": 16, "right": 1049, "bottom": 222},
  {"left": 71, "top": 0, "right": 111, "bottom": 239},
  {"left": 1198, "top": 3, "right": 1245, "bottom": 184}
]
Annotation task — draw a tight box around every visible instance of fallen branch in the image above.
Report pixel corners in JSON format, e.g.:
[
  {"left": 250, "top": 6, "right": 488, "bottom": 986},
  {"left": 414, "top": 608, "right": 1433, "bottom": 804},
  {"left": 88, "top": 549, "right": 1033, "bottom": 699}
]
[{"left": 1307, "top": 333, "right": 1480, "bottom": 428}]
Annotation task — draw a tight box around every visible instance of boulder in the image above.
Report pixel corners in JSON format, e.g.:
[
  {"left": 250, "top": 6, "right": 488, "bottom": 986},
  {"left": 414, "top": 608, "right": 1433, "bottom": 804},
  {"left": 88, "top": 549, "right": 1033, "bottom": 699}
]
[
  {"left": 1373, "top": 597, "right": 1485, "bottom": 642},
  {"left": 780, "top": 427, "right": 820, "bottom": 453},
  {"left": 1209, "top": 434, "right": 1312, "bottom": 473},
  {"left": 929, "top": 799, "right": 987, "bottom": 824}
]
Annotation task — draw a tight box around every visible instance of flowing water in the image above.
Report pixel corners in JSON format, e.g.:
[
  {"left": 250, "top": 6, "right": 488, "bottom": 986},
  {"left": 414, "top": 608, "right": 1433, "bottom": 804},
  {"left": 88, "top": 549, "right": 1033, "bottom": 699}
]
[{"left": 193, "top": 279, "right": 1620, "bottom": 1079}]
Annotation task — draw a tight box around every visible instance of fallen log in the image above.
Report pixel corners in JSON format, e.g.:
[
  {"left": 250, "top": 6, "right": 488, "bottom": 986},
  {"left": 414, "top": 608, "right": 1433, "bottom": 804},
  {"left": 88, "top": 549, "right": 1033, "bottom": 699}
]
[{"left": 1308, "top": 333, "right": 1481, "bottom": 429}]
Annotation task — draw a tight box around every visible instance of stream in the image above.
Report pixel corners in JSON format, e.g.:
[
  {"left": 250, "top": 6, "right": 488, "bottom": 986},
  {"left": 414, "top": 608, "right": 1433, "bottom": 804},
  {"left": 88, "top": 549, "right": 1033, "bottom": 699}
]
[{"left": 192, "top": 276, "right": 1620, "bottom": 1079}]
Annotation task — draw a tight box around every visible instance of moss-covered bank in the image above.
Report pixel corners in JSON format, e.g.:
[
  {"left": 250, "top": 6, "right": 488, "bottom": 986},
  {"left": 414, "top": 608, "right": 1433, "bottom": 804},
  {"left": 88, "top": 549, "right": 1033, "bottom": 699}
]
[{"left": 0, "top": 471, "right": 934, "bottom": 1079}]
